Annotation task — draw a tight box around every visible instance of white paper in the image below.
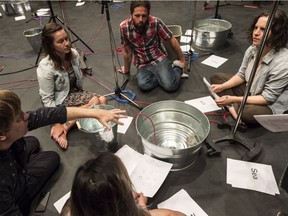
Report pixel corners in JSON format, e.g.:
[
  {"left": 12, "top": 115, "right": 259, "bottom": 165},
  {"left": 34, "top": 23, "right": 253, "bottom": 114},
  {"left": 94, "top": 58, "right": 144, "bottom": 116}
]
[
  {"left": 36, "top": 11, "right": 49, "bottom": 16},
  {"left": 227, "top": 158, "right": 280, "bottom": 195},
  {"left": 117, "top": 116, "right": 133, "bottom": 134},
  {"left": 53, "top": 191, "right": 71, "bottom": 214},
  {"left": 203, "top": 77, "right": 220, "bottom": 100},
  {"left": 180, "top": 45, "right": 194, "bottom": 53},
  {"left": 37, "top": 8, "right": 50, "bottom": 16},
  {"left": 76, "top": 1, "right": 85, "bottom": 6},
  {"left": 158, "top": 189, "right": 208, "bottom": 216},
  {"left": 115, "top": 144, "right": 142, "bottom": 175},
  {"left": 201, "top": 55, "right": 228, "bottom": 68},
  {"left": 15, "top": 15, "right": 26, "bottom": 21},
  {"left": 180, "top": 35, "right": 191, "bottom": 43},
  {"left": 185, "top": 29, "right": 192, "bottom": 36},
  {"left": 37, "top": 8, "right": 50, "bottom": 12},
  {"left": 254, "top": 114, "right": 288, "bottom": 132},
  {"left": 116, "top": 145, "right": 172, "bottom": 197},
  {"left": 130, "top": 154, "right": 172, "bottom": 197},
  {"left": 185, "top": 96, "right": 221, "bottom": 113}
]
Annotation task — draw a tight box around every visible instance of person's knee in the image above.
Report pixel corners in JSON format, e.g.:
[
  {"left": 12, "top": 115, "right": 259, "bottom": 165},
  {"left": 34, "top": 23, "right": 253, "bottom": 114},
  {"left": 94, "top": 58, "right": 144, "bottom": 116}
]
[
  {"left": 88, "top": 96, "right": 100, "bottom": 106},
  {"left": 25, "top": 136, "right": 40, "bottom": 152},
  {"left": 210, "top": 72, "right": 228, "bottom": 84},
  {"left": 46, "top": 151, "right": 61, "bottom": 169},
  {"left": 99, "top": 96, "right": 107, "bottom": 104},
  {"left": 162, "top": 83, "right": 180, "bottom": 92},
  {"left": 161, "top": 78, "right": 181, "bottom": 92},
  {"left": 137, "top": 79, "right": 155, "bottom": 91}
]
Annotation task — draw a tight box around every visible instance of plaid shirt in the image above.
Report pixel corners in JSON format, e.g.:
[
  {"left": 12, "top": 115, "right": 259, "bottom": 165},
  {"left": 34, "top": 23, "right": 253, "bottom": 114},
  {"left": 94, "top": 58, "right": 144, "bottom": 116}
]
[{"left": 120, "top": 15, "right": 173, "bottom": 68}]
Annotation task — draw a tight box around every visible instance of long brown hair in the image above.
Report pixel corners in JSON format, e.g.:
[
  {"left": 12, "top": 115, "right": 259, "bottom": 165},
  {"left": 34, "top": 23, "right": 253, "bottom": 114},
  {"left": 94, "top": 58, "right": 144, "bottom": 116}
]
[
  {"left": 248, "top": 9, "right": 288, "bottom": 52},
  {"left": 70, "top": 153, "right": 149, "bottom": 216},
  {"left": 0, "top": 90, "right": 21, "bottom": 135},
  {"left": 41, "top": 22, "right": 73, "bottom": 70}
]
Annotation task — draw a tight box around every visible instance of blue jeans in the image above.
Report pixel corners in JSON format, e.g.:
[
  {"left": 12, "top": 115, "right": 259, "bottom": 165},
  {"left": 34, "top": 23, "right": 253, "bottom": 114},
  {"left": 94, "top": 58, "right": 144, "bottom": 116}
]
[{"left": 136, "top": 58, "right": 182, "bottom": 92}]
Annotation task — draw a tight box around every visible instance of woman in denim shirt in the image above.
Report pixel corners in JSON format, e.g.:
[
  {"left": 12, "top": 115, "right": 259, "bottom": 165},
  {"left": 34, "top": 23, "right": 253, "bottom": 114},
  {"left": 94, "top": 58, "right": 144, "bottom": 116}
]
[
  {"left": 210, "top": 9, "right": 288, "bottom": 124},
  {"left": 37, "top": 22, "right": 106, "bottom": 149}
]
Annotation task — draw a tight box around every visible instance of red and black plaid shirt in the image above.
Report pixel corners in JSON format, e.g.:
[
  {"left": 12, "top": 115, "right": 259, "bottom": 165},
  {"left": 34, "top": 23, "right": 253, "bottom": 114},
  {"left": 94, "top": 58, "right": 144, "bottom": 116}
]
[{"left": 120, "top": 15, "right": 172, "bottom": 68}]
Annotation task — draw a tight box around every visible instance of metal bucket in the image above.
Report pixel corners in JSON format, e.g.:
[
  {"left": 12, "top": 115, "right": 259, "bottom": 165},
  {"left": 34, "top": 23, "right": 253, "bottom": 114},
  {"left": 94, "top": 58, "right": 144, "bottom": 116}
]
[
  {"left": 2, "top": 0, "right": 31, "bottom": 15},
  {"left": 77, "top": 105, "right": 118, "bottom": 152},
  {"left": 193, "top": 19, "right": 232, "bottom": 50},
  {"left": 23, "top": 27, "right": 42, "bottom": 53},
  {"left": 135, "top": 100, "right": 210, "bottom": 171}
]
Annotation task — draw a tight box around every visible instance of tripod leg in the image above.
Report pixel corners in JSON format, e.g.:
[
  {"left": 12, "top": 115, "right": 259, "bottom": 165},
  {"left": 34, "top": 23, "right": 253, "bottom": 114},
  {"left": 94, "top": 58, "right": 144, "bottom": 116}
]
[
  {"left": 35, "top": 46, "right": 42, "bottom": 66},
  {"left": 119, "top": 92, "right": 142, "bottom": 110}
]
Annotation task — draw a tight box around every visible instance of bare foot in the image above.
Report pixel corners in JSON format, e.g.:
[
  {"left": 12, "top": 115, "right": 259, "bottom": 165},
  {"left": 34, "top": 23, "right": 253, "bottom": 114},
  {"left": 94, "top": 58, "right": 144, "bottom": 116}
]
[{"left": 56, "top": 133, "right": 68, "bottom": 150}]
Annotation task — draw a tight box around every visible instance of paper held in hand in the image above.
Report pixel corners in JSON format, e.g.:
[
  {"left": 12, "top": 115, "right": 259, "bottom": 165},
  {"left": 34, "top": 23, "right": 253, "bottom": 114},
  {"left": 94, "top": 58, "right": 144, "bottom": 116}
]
[{"left": 203, "top": 77, "right": 220, "bottom": 100}]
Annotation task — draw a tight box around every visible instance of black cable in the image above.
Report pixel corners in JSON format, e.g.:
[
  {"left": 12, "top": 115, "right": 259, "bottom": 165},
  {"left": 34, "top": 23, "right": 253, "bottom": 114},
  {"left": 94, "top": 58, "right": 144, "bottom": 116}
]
[{"left": 0, "top": 66, "right": 37, "bottom": 76}]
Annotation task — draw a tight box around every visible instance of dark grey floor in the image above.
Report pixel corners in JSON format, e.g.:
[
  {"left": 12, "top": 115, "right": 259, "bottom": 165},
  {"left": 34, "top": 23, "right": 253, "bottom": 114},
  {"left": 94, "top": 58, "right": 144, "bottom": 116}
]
[{"left": 1, "top": 1, "right": 288, "bottom": 216}]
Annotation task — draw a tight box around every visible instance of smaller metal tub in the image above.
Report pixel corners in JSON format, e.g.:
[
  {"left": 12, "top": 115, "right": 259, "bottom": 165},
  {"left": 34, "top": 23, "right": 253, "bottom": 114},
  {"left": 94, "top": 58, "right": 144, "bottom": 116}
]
[{"left": 193, "top": 19, "right": 232, "bottom": 50}]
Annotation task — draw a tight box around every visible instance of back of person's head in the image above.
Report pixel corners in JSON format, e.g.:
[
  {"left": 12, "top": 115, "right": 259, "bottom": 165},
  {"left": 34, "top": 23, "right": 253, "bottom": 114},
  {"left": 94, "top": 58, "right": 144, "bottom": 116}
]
[
  {"left": 0, "top": 90, "right": 21, "bottom": 136},
  {"left": 130, "top": 0, "right": 150, "bottom": 14},
  {"left": 248, "top": 9, "right": 288, "bottom": 51},
  {"left": 70, "top": 152, "right": 147, "bottom": 216}
]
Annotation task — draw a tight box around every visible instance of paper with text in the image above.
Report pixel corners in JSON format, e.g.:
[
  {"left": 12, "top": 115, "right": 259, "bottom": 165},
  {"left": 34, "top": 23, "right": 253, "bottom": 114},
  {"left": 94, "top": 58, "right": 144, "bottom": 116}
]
[
  {"left": 203, "top": 77, "right": 220, "bottom": 100},
  {"left": 115, "top": 144, "right": 142, "bottom": 175},
  {"left": 254, "top": 114, "right": 288, "bottom": 132},
  {"left": 201, "top": 55, "right": 228, "bottom": 68},
  {"left": 185, "top": 96, "right": 221, "bottom": 113},
  {"left": 158, "top": 189, "right": 208, "bottom": 216},
  {"left": 116, "top": 145, "right": 173, "bottom": 197},
  {"left": 227, "top": 158, "right": 280, "bottom": 195},
  {"left": 180, "top": 36, "right": 191, "bottom": 43}
]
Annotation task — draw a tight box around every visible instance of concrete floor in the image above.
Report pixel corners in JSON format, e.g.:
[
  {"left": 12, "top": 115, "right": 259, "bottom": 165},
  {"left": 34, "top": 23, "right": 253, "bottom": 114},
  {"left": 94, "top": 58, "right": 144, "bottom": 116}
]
[{"left": 0, "top": 1, "right": 288, "bottom": 215}]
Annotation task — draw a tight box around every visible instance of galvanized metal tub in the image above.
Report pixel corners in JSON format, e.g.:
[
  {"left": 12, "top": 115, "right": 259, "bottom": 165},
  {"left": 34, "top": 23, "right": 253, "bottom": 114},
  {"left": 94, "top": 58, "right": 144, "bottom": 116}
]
[
  {"left": 135, "top": 100, "right": 210, "bottom": 171},
  {"left": 77, "top": 104, "right": 118, "bottom": 152},
  {"left": 193, "top": 19, "right": 232, "bottom": 50},
  {"left": 23, "top": 27, "right": 42, "bottom": 53}
]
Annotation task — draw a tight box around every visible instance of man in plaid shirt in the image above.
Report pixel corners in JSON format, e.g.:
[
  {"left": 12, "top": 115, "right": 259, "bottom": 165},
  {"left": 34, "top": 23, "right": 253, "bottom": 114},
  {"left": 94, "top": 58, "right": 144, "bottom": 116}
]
[{"left": 119, "top": 0, "right": 186, "bottom": 92}]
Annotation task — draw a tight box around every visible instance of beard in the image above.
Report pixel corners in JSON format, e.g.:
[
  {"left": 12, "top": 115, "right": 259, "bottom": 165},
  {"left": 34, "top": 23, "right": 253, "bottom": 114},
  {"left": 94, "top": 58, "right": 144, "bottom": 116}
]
[{"left": 133, "top": 20, "right": 148, "bottom": 34}]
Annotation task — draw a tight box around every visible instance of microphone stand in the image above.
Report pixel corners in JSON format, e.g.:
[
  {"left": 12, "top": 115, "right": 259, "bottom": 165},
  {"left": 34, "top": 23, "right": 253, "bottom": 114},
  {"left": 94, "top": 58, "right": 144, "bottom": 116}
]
[
  {"left": 101, "top": 1, "right": 142, "bottom": 110},
  {"left": 34, "top": 0, "right": 94, "bottom": 65},
  {"left": 186, "top": 1, "right": 213, "bottom": 72},
  {"left": 206, "top": 1, "right": 280, "bottom": 161}
]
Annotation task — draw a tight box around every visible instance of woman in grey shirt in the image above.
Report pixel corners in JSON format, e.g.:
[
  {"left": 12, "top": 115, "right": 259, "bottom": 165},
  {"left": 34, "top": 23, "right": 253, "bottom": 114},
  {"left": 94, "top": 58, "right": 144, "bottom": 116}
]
[
  {"left": 210, "top": 9, "right": 288, "bottom": 124},
  {"left": 37, "top": 22, "right": 106, "bottom": 149}
]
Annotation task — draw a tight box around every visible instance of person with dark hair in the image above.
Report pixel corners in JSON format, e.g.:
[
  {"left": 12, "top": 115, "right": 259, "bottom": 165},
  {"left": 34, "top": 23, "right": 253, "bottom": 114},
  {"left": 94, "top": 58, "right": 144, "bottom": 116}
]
[
  {"left": 119, "top": 0, "right": 186, "bottom": 92},
  {"left": 0, "top": 90, "right": 126, "bottom": 216},
  {"left": 37, "top": 22, "right": 106, "bottom": 149},
  {"left": 210, "top": 9, "right": 288, "bottom": 124},
  {"left": 61, "top": 152, "right": 185, "bottom": 216}
]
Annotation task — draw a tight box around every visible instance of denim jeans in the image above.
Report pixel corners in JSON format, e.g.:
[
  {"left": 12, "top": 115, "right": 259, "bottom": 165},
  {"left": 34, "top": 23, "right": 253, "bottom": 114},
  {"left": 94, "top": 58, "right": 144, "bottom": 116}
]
[{"left": 136, "top": 58, "right": 182, "bottom": 92}]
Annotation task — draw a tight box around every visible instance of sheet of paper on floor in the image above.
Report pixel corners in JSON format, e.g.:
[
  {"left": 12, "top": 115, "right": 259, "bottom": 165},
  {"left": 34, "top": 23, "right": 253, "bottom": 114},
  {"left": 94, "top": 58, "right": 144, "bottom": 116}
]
[
  {"left": 201, "top": 55, "right": 228, "bottom": 68},
  {"left": 117, "top": 116, "right": 133, "bottom": 134},
  {"left": 158, "top": 189, "right": 208, "bottom": 216},
  {"left": 227, "top": 158, "right": 280, "bottom": 195}
]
